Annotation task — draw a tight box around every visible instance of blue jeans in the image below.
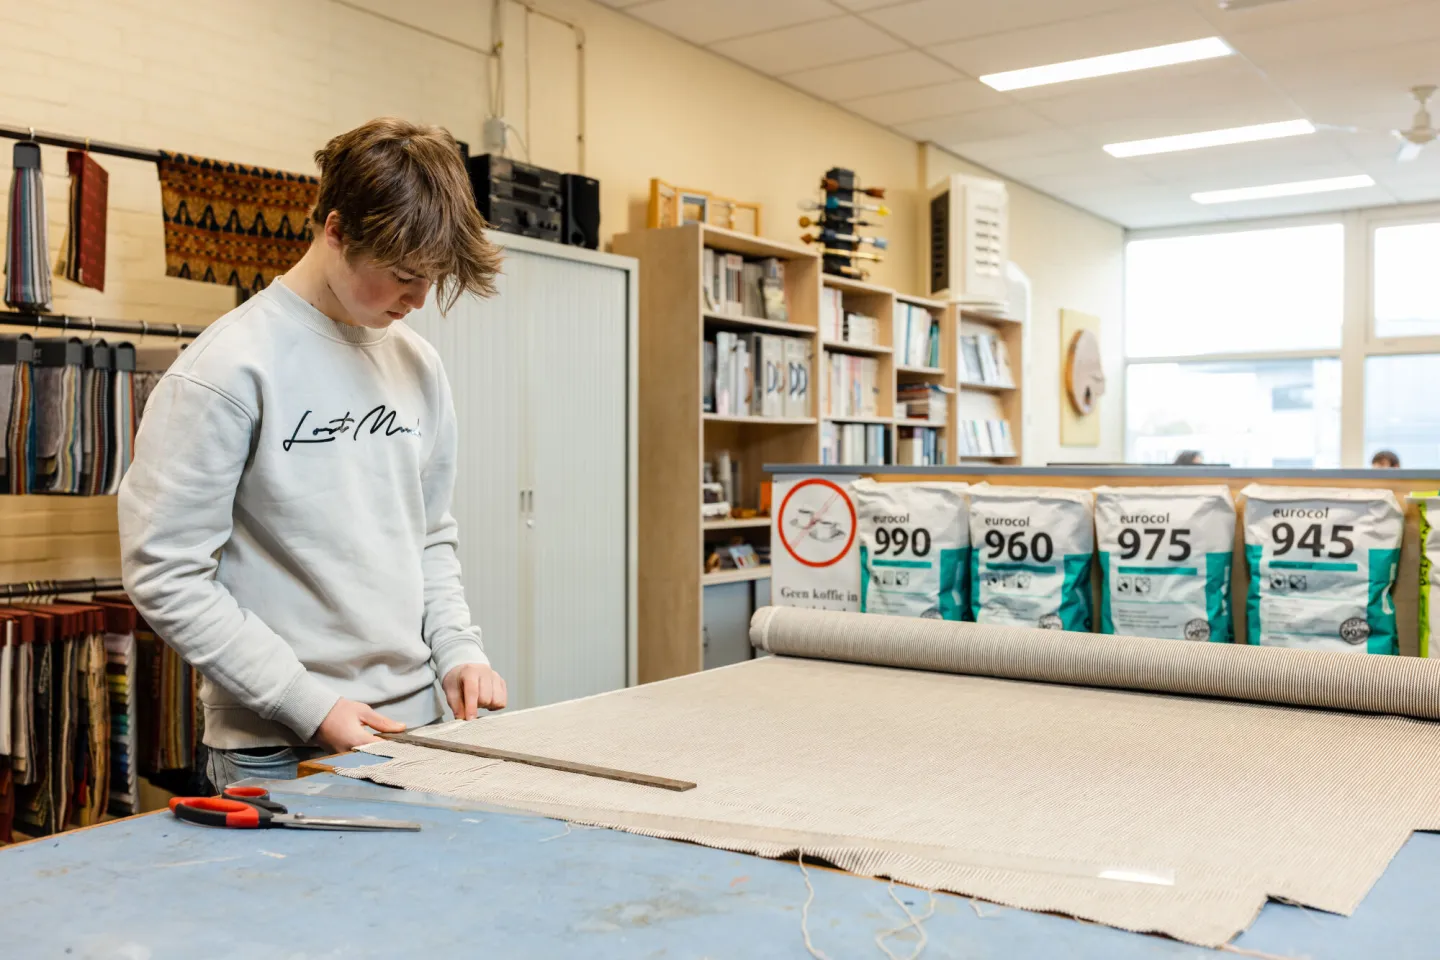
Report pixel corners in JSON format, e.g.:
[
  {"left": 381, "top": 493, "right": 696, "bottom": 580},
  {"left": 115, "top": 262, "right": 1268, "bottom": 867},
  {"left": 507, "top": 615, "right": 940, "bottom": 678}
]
[{"left": 205, "top": 745, "right": 328, "bottom": 791}]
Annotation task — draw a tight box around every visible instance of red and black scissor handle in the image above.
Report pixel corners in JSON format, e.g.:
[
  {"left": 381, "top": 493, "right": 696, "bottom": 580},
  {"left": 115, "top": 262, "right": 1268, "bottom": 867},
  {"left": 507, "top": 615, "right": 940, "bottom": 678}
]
[
  {"left": 168, "top": 796, "right": 273, "bottom": 828},
  {"left": 221, "top": 785, "right": 288, "bottom": 813}
]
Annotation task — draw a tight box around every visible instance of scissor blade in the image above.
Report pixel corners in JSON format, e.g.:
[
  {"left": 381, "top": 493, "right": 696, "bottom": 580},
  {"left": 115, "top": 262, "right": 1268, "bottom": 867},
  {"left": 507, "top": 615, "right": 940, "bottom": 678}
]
[{"left": 276, "top": 814, "right": 422, "bottom": 831}]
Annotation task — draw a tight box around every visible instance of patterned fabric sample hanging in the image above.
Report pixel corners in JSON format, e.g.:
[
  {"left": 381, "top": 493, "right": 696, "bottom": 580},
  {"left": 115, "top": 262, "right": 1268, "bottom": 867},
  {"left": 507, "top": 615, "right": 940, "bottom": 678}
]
[
  {"left": 32, "top": 339, "right": 84, "bottom": 495},
  {"left": 156, "top": 151, "right": 318, "bottom": 299},
  {"left": 1, "top": 336, "right": 36, "bottom": 495},
  {"left": 4, "top": 141, "right": 51, "bottom": 310},
  {"left": 58, "top": 151, "right": 108, "bottom": 292}
]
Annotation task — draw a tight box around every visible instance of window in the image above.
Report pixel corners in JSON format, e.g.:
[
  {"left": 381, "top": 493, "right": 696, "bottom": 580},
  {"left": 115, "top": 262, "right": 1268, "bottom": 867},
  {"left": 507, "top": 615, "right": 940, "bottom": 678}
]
[
  {"left": 1364, "top": 354, "right": 1440, "bottom": 468},
  {"left": 1373, "top": 222, "right": 1440, "bottom": 339},
  {"left": 1126, "top": 358, "right": 1341, "bottom": 468},
  {"left": 1125, "top": 224, "right": 1344, "bottom": 358}
]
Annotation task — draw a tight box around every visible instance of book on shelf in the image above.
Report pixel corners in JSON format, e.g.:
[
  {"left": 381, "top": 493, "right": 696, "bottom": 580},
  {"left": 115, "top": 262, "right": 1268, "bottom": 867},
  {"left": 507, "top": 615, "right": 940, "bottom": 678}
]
[
  {"left": 741, "top": 262, "right": 765, "bottom": 319},
  {"left": 897, "top": 382, "right": 951, "bottom": 424},
  {"left": 756, "top": 334, "right": 785, "bottom": 417},
  {"left": 822, "top": 352, "right": 880, "bottom": 418},
  {"left": 759, "top": 257, "right": 788, "bottom": 322},
  {"left": 842, "top": 311, "right": 879, "bottom": 346},
  {"left": 821, "top": 421, "right": 890, "bottom": 466},
  {"left": 724, "top": 253, "right": 744, "bottom": 315},
  {"left": 991, "top": 337, "right": 1014, "bottom": 386},
  {"left": 897, "top": 426, "right": 943, "bottom": 466},
  {"left": 960, "top": 335, "right": 985, "bottom": 382},
  {"left": 703, "top": 340, "right": 716, "bottom": 412},
  {"left": 976, "top": 333, "right": 1001, "bottom": 383},
  {"left": 783, "top": 337, "right": 811, "bottom": 417},
  {"left": 820, "top": 287, "right": 844, "bottom": 341}
]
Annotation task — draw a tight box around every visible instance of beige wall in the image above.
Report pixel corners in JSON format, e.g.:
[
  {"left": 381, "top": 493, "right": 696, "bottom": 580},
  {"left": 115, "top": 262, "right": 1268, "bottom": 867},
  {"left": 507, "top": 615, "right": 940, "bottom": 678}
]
[{"left": 924, "top": 145, "right": 1126, "bottom": 466}]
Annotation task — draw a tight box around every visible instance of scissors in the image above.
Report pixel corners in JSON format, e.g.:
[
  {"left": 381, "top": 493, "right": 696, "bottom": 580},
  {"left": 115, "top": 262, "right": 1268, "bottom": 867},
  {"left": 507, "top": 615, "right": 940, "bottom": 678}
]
[{"left": 168, "top": 785, "right": 421, "bottom": 832}]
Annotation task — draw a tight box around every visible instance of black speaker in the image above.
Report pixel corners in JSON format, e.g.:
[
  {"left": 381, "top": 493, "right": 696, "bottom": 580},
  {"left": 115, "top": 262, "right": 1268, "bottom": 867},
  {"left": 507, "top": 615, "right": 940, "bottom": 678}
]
[{"left": 562, "top": 173, "right": 600, "bottom": 249}]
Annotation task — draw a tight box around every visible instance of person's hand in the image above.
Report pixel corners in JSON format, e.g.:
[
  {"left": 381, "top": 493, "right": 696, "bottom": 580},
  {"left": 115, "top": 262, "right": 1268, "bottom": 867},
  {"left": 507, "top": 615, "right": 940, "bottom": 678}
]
[
  {"left": 443, "top": 663, "right": 508, "bottom": 720},
  {"left": 315, "top": 698, "right": 406, "bottom": 752}
]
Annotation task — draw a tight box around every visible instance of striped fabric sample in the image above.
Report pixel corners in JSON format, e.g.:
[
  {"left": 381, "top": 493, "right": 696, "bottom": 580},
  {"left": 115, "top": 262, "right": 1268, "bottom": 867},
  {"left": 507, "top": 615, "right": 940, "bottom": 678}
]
[
  {"left": 4, "top": 141, "right": 51, "bottom": 310},
  {"left": 346, "top": 607, "right": 1440, "bottom": 947}
]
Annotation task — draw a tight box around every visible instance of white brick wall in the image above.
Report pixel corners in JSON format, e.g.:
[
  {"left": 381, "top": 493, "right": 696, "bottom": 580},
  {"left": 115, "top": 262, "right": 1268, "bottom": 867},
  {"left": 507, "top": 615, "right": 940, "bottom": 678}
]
[{"left": 0, "top": 0, "right": 490, "bottom": 328}]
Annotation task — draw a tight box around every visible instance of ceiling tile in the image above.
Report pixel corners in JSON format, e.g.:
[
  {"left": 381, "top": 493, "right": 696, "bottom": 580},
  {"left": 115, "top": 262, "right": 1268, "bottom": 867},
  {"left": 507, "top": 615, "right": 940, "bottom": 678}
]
[
  {"left": 997, "top": 148, "right": 1133, "bottom": 180},
  {"left": 1260, "top": 41, "right": 1440, "bottom": 119},
  {"left": 591, "top": 0, "right": 655, "bottom": 7},
  {"left": 926, "top": 2, "right": 1220, "bottom": 79},
  {"left": 710, "top": 14, "right": 904, "bottom": 74},
  {"left": 1183, "top": 0, "right": 1421, "bottom": 33},
  {"left": 628, "top": 0, "right": 834, "bottom": 45},
  {"left": 783, "top": 50, "right": 961, "bottom": 102},
  {"left": 844, "top": 78, "right": 1009, "bottom": 125},
  {"left": 896, "top": 104, "right": 1054, "bottom": 144},
  {"left": 1026, "top": 167, "right": 1165, "bottom": 194},
  {"left": 861, "top": 0, "right": 1153, "bottom": 47},
  {"left": 942, "top": 127, "right": 1092, "bottom": 165},
  {"left": 1224, "top": 0, "right": 1440, "bottom": 63}
]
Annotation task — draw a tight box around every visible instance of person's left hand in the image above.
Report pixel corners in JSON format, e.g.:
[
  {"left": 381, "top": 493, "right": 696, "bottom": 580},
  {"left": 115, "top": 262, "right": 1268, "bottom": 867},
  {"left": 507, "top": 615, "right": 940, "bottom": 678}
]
[{"left": 442, "top": 663, "right": 509, "bottom": 719}]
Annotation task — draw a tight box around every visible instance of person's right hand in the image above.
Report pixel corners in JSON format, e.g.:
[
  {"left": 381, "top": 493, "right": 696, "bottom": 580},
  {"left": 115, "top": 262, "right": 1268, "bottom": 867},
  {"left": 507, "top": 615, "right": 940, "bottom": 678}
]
[{"left": 315, "top": 698, "right": 406, "bottom": 752}]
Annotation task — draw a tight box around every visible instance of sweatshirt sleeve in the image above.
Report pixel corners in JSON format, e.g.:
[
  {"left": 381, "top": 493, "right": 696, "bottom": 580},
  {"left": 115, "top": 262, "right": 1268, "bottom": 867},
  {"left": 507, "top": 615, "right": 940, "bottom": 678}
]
[
  {"left": 118, "top": 373, "right": 340, "bottom": 739},
  {"left": 420, "top": 365, "right": 490, "bottom": 681}
]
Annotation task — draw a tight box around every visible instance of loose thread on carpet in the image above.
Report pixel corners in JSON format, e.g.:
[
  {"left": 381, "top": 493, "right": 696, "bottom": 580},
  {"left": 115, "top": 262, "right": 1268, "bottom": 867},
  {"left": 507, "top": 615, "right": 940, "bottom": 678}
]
[
  {"left": 874, "top": 881, "right": 936, "bottom": 960},
  {"left": 797, "top": 854, "right": 834, "bottom": 960}
]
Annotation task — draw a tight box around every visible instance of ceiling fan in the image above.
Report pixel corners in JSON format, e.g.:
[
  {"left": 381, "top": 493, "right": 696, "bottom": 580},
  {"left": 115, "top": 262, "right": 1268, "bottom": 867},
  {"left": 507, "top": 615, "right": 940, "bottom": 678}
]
[{"left": 1393, "top": 85, "right": 1437, "bottom": 162}]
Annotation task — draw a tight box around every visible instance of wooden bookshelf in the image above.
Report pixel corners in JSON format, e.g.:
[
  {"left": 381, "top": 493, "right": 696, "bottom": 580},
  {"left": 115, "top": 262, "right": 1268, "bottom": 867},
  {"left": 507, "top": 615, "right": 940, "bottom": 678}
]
[
  {"left": 615, "top": 222, "right": 1024, "bottom": 682},
  {"left": 613, "top": 224, "right": 820, "bottom": 683},
  {"left": 956, "top": 305, "right": 1024, "bottom": 466}
]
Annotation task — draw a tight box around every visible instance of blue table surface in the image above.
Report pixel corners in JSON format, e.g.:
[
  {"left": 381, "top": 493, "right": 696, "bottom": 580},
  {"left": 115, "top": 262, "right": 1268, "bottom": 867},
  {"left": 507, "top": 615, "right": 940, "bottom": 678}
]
[{"left": 3, "top": 753, "right": 1436, "bottom": 958}]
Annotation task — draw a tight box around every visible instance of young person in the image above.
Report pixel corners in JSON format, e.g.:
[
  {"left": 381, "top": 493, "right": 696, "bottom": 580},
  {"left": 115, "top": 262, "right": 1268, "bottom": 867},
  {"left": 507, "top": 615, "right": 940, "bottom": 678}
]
[{"left": 119, "top": 118, "right": 508, "bottom": 788}]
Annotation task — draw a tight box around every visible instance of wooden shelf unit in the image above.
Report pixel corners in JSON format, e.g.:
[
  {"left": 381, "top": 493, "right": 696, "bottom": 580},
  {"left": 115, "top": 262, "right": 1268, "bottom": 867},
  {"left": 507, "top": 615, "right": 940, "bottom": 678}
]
[
  {"left": 955, "top": 306, "right": 1024, "bottom": 466},
  {"left": 613, "top": 224, "right": 820, "bottom": 683},
  {"left": 615, "top": 222, "right": 1025, "bottom": 682},
  {"left": 702, "top": 566, "right": 772, "bottom": 585}
]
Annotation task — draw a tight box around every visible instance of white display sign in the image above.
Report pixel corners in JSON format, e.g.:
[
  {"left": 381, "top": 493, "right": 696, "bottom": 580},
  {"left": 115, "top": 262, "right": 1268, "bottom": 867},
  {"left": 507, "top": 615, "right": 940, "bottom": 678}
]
[{"left": 771, "top": 475, "right": 860, "bottom": 611}]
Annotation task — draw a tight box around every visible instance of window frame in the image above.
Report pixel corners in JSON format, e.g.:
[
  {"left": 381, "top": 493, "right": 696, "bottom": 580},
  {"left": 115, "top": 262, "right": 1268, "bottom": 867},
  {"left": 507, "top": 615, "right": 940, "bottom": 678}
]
[{"left": 1123, "top": 201, "right": 1440, "bottom": 467}]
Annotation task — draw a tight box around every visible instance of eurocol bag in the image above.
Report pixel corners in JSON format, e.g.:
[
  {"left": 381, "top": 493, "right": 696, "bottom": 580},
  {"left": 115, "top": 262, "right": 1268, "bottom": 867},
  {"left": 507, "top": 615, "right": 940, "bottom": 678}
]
[
  {"left": 855, "top": 479, "right": 968, "bottom": 620},
  {"left": 1094, "top": 486, "right": 1235, "bottom": 643},
  {"left": 968, "top": 485, "right": 1093, "bottom": 630},
  {"left": 1411, "top": 492, "right": 1440, "bottom": 658},
  {"left": 1241, "top": 484, "right": 1403, "bottom": 654}
]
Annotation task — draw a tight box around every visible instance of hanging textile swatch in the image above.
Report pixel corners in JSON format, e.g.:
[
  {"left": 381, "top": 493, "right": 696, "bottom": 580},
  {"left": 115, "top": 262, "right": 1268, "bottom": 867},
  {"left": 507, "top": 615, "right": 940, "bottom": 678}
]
[
  {"left": 5, "top": 141, "right": 51, "bottom": 310},
  {"left": 32, "top": 339, "right": 84, "bottom": 495},
  {"left": 156, "top": 151, "right": 318, "bottom": 299},
  {"left": 57, "top": 151, "right": 108, "bottom": 292},
  {"left": 93, "top": 598, "right": 137, "bottom": 817},
  {"left": 1, "top": 336, "right": 36, "bottom": 495},
  {"left": 106, "top": 343, "right": 136, "bottom": 495}
]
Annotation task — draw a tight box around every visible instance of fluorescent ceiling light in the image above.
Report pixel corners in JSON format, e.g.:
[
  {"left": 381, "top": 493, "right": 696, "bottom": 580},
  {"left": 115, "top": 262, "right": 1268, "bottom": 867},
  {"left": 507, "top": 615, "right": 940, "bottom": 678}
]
[
  {"left": 1191, "top": 174, "right": 1376, "bottom": 204},
  {"left": 979, "top": 37, "right": 1232, "bottom": 92},
  {"left": 1105, "top": 119, "right": 1316, "bottom": 158}
]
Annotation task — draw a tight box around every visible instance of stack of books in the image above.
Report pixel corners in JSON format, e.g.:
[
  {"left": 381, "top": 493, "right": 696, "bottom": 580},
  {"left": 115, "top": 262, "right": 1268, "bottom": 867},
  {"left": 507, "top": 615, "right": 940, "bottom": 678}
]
[
  {"left": 823, "top": 353, "right": 880, "bottom": 418},
  {"left": 897, "top": 426, "right": 943, "bottom": 466},
  {"left": 705, "top": 332, "right": 810, "bottom": 417},
  {"left": 703, "top": 250, "right": 788, "bottom": 321},
  {"left": 897, "top": 383, "right": 950, "bottom": 423}
]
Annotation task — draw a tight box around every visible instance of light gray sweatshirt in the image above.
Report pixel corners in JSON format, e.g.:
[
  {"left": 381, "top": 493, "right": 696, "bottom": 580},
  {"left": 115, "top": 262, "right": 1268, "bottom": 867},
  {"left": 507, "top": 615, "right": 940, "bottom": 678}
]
[{"left": 118, "top": 279, "right": 488, "bottom": 749}]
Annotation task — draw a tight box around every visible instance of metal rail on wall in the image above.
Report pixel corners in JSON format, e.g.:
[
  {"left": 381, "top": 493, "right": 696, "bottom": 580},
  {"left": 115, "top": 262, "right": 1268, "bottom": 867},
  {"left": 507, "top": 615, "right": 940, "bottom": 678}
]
[
  {"left": 0, "top": 578, "right": 124, "bottom": 600},
  {"left": 0, "top": 312, "right": 204, "bottom": 340}
]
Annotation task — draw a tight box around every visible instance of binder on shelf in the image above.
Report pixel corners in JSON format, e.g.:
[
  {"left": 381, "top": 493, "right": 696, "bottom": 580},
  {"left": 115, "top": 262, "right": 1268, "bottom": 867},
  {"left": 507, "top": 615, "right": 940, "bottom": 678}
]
[
  {"left": 703, "top": 340, "right": 716, "bottom": 413},
  {"left": 784, "top": 337, "right": 810, "bottom": 418},
  {"left": 757, "top": 335, "right": 785, "bottom": 417},
  {"left": 759, "top": 258, "right": 788, "bottom": 322}
]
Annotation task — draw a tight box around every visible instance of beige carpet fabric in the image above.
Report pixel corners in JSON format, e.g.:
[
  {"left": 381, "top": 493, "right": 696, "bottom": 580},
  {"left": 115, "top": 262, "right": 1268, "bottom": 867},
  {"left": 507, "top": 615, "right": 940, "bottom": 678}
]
[{"left": 345, "top": 609, "right": 1440, "bottom": 947}]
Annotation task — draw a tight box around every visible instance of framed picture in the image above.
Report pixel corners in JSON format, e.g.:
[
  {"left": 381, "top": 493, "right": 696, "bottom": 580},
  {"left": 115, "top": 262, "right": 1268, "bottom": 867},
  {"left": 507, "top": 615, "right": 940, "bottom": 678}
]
[{"left": 679, "top": 191, "right": 710, "bottom": 226}]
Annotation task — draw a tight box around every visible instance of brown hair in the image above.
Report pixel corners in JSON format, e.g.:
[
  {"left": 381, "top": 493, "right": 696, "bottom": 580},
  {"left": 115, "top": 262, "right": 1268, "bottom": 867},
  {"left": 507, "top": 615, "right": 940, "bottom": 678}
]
[{"left": 312, "top": 117, "right": 501, "bottom": 310}]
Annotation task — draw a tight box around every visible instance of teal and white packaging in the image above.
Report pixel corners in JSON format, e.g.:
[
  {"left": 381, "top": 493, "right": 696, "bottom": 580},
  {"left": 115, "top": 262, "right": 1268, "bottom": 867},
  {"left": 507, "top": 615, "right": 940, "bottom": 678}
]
[
  {"left": 1094, "top": 485, "right": 1235, "bottom": 642},
  {"left": 968, "top": 485, "right": 1094, "bottom": 630},
  {"left": 855, "top": 479, "right": 969, "bottom": 620},
  {"left": 1241, "top": 484, "right": 1403, "bottom": 654}
]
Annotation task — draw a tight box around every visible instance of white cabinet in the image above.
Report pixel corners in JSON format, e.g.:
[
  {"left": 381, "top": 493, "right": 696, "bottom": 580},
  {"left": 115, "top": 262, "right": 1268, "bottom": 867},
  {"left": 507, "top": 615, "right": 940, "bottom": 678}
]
[{"left": 406, "top": 235, "right": 637, "bottom": 710}]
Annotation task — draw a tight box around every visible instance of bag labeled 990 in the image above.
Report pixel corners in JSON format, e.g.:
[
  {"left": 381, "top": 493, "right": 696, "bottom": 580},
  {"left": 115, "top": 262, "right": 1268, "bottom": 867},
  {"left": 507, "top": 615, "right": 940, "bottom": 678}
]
[
  {"left": 855, "top": 479, "right": 969, "bottom": 620},
  {"left": 1241, "top": 484, "right": 1402, "bottom": 654},
  {"left": 1094, "top": 485, "right": 1235, "bottom": 642},
  {"left": 967, "top": 485, "right": 1094, "bottom": 630}
]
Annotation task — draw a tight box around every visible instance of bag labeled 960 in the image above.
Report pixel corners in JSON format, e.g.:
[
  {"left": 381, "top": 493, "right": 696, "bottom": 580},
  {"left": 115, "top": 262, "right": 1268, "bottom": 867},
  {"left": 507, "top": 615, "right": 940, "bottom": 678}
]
[
  {"left": 855, "top": 479, "right": 969, "bottom": 620},
  {"left": 1094, "top": 485, "right": 1236, "bottom": 642},
  {"left": 1241, "top": 484, "right": 1402, "bottom": 654},
  {"left": 968, "top": 485, "right": 1094, "bottom": 630}
]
